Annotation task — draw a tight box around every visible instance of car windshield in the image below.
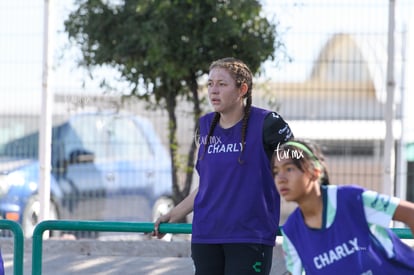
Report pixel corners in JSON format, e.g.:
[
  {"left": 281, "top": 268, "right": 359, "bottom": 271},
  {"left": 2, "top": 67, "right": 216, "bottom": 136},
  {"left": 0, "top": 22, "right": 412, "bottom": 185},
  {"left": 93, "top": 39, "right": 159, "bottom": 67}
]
[
  {"left": 0, "top": 113, "right": 154, "bottom": 161},
  {"left": 0, "top": 114, "right": 67, "bottom": 158},
  {"left": 67, "top": 114, "right": 154, "bottom": 161},
  {"left": 0, "top": 115, "right": 40, "bottom": 158}
]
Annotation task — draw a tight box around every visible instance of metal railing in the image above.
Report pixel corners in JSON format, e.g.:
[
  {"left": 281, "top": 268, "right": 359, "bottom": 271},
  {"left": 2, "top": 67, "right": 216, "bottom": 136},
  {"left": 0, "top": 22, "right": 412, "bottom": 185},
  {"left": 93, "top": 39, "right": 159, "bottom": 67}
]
[
  {"left": 391, "top": 228, "right": 413, "bottom": 239},
  {"left": 1, "top": 218, "right": 412, "bottom": 275},
  {"left": 30, "top": 220, "right": 414, "bottom": 275},
  {"left": 0, "top": 220, "right": 24, "bottom": 275},
  {"left": 31, "top": 220, "right": 192, "bottom": 275}
]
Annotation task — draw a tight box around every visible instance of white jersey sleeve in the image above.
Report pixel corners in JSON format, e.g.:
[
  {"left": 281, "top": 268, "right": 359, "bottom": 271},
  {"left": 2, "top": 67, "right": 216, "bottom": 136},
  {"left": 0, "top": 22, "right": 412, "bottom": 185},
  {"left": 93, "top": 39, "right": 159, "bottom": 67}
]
[
  {"left": 362, "top": 190, "right": 401, "bottom": 258},
  {"left": 362, "top": 190, "right": 400, "bottom": 227},
  {"left": 281, "top": 228, "right": 305, "bottom": 275}
]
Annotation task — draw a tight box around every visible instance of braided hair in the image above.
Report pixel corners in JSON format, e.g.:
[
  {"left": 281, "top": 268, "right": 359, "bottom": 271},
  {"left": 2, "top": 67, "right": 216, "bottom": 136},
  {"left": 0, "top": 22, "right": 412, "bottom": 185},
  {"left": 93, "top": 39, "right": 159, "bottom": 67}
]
[{"left": 199, "top": 57, "right": 253, "bottom": 164}]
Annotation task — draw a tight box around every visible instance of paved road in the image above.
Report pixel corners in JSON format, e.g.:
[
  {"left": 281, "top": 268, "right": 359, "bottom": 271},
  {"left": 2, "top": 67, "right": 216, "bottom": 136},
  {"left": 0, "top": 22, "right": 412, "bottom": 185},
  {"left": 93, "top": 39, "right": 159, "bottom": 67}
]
[
  {"left": 3, "top": 254, "right": 195, "bottom": 275},
  {"left": 1, "top": 236, "right": 288, "bottom": 275}
]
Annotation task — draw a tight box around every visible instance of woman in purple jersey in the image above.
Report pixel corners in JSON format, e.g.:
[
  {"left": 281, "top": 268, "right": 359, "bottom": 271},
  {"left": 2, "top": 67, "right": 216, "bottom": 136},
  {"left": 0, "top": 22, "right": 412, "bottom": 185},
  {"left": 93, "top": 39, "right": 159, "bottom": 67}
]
[
  {"left": 153, "top": 57, "right": 293, "bottom": 275},
  {"left": 272, "top": 139, "right": 414, "bottom": 275}
]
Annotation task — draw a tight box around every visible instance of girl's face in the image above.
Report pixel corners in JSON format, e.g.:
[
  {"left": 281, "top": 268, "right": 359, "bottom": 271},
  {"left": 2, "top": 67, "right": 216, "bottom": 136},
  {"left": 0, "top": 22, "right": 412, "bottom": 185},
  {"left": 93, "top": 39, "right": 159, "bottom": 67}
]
[
  {"left": 207, "top": 67, "right": 246, "bottom": 114},
  {"left": 272, "top": 157, "right": 315, "bottom": 203}
]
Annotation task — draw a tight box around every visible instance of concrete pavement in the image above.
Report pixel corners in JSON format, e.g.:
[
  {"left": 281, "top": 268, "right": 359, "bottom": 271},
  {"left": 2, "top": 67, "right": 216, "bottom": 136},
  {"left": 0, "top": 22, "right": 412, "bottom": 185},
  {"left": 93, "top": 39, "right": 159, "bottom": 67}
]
[{"left": 1, "top": 236, "right": 288, "bottom": 275}]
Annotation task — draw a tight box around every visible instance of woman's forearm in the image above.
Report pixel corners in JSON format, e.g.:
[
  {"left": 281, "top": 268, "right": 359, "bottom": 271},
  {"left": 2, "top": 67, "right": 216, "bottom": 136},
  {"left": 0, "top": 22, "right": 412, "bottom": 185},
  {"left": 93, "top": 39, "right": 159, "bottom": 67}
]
[{"left": 169, "top": 187, "right": 198, "bottom": 223}]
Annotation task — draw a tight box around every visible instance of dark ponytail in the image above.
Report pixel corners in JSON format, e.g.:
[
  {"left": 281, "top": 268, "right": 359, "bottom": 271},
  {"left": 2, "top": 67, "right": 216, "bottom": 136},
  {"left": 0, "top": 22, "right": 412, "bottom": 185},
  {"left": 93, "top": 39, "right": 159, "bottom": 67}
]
[{"left": 272, "top": 139, "right": 330, "bottom": 185}]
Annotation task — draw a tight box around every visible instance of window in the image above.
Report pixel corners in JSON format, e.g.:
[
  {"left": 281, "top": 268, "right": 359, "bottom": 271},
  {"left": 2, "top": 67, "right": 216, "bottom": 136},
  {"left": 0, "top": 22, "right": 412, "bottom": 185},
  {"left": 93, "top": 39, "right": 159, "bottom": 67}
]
[{"left": 107, "top": 116, "right": 153, "bottom": 161}]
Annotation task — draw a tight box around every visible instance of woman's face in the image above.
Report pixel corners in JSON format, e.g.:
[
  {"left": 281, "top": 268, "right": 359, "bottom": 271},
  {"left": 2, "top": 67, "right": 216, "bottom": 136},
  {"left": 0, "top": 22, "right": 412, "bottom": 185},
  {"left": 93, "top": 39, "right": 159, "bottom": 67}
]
[
  {"left": 207, "top": 67, "right": 245, "bottom": 114},
  {"left": 272, "top": 157, "right": 314, "bottom": 203}
]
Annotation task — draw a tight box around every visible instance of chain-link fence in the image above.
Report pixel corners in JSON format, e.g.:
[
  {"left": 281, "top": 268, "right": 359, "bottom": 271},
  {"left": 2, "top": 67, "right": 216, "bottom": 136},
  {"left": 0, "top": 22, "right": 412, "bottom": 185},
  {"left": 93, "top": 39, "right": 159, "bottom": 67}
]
[{"left": 1, "top": 0, "right": 414, "bottom": 232}]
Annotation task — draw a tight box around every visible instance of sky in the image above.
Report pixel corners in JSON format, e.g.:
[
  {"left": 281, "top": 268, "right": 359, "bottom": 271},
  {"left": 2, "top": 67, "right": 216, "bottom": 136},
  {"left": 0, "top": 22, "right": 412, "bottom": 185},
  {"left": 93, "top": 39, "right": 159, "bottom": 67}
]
[
  {"left": 261, "top": 0, "right": 414, "bottom": 81},
  {"left": 1, "top": 0, "right": 414, "bottom": 104}
]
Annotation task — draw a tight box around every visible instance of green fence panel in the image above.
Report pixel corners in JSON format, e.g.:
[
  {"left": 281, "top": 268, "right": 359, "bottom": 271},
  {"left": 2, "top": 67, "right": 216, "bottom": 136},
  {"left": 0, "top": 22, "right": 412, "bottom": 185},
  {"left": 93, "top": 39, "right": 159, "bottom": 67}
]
[
  {"left": 0, "top": 220, "right": 24, "bottom": 275},
  {"left": 31, "top": 220, "right": 192, "bottom": 275},
  {"left": 31, "top": 220, "right": 413, "bottom": 275}
]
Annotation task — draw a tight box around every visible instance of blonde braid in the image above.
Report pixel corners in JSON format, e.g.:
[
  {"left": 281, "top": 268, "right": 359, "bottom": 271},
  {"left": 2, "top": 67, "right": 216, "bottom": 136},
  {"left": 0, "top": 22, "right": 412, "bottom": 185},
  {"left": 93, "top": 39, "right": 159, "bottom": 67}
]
[{"left": 201, "top": 57, "right": 253, "bottom": 164}]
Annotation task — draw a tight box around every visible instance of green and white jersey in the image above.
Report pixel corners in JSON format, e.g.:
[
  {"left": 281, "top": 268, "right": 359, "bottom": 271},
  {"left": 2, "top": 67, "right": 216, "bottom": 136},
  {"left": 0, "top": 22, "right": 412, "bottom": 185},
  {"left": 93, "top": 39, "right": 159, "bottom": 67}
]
[{"left": 281, "top": 185, "right": 400, "bottom": 275}]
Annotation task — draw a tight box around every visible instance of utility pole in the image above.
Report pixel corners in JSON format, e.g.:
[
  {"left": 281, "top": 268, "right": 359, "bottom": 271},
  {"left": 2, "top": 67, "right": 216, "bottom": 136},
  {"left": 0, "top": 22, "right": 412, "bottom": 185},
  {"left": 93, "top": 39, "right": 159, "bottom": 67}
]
[
  {"left": 383, "top": 0, "right": 396, "bottom": 196},
  {"left": 39, "top": 0, "right": 54, "bottom": 230},
  {"left": 396, "top": 24, "right": 407, "bottom": 201}
]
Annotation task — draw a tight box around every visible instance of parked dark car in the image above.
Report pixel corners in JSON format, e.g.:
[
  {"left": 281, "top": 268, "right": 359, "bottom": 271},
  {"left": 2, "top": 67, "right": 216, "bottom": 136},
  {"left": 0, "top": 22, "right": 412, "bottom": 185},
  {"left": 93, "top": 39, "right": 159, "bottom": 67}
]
[{"left": 0, "top": 111, "right": 173, "bottom": 237}]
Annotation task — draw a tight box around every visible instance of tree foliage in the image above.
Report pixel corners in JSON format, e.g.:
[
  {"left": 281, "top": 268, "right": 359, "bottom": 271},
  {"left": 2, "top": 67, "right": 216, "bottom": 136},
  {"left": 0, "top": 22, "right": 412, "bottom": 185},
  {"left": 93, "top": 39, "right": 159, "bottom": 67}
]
[{"left": 64, "top": 0, "right": 283, "bottom": 209}]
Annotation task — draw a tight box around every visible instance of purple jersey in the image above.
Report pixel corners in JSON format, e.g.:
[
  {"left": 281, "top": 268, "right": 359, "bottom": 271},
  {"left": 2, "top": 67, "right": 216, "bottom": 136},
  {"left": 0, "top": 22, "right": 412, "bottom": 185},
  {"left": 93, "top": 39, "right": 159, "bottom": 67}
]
[
  {"left": 282, "top": 185, "right": 414, "bottom": 274},
  {"left": 193, "top": 107, "right": 285, "bottom": 246}
]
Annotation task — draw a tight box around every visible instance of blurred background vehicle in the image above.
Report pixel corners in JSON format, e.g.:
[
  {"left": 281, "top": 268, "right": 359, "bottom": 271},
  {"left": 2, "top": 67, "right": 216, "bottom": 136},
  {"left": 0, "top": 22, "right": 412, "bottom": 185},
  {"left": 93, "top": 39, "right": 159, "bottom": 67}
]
[{"left": 0, "top": 111, "right": 174, "bottom": 238}]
